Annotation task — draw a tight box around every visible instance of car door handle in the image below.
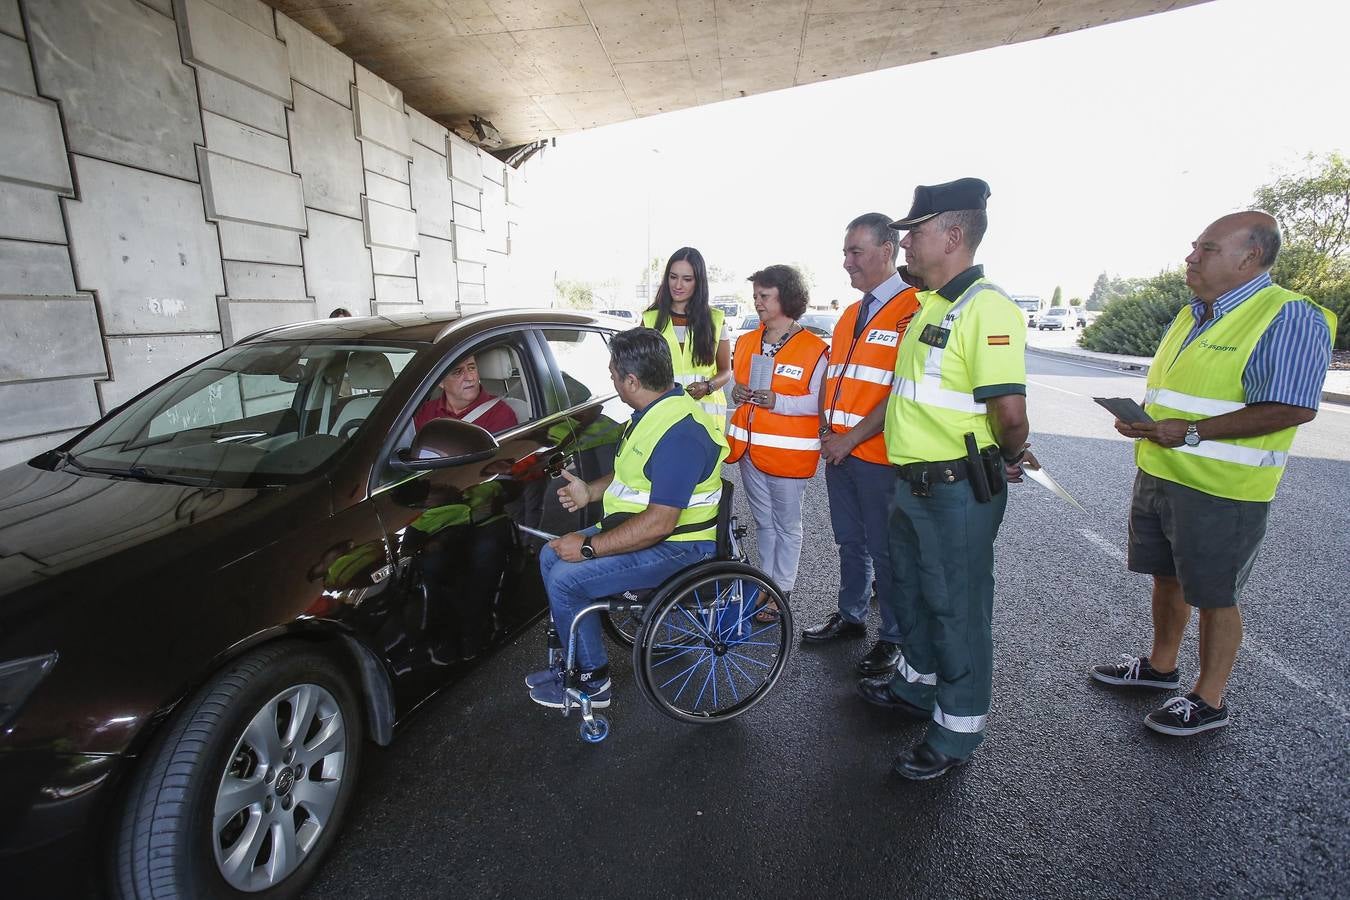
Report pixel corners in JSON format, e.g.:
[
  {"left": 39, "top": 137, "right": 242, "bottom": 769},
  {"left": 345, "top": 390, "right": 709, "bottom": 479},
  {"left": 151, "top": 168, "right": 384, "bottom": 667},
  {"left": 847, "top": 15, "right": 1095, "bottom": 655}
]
[{"left": 545, "top": 452, "right": 573, "bottom": 479}]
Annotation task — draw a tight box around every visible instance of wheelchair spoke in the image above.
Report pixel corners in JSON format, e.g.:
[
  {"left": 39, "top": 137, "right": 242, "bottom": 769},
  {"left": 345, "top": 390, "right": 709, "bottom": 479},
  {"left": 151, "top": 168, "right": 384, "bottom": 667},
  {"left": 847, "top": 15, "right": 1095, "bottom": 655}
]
[
  {"left": 726, "top": 650, "right": 774, "bottom": 669},
  {"left": 725, "top": 655, "right": 764, "bottom": 691},
  {"left": 649, "top": 643, "right": 706, "bottom": 667},
  {"left": 675, "top": 604, "right": 716, "bottom": 642},
  {"left": 695, "top": 655, "right": 716, "bottom": 710},
  {"left": 662, "top": 652, "right": 712, "bottom": 696}
]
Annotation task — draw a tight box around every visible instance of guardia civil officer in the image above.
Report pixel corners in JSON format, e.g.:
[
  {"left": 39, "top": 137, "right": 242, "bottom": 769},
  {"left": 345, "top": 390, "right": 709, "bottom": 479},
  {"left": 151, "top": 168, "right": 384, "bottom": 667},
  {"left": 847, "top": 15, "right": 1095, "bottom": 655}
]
[{"left": 858, "top": 178, "right": 1038, "bottom": 780}]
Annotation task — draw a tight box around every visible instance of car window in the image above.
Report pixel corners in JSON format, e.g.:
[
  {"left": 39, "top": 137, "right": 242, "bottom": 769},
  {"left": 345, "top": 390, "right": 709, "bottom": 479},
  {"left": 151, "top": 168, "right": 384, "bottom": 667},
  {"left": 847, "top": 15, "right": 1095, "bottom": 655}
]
[
  {"left": 411, "top": 341, "right": 534, "bottom": 436},
  {"left": 543, "top": 329, "right": 615, "bottom": 408},
  {"left": 64, "top": 342, "right": 418, "bottom": 487}
]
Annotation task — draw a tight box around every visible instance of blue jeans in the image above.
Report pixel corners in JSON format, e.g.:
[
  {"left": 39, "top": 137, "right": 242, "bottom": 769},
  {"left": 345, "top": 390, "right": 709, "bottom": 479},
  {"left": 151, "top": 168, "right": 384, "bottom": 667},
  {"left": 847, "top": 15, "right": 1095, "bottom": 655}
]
[
  {"left": 540, "top": 526, "right": 716, "bottom": 671},
  {"left": 825, "top": 455, "right": 901, "bottom": 642}
]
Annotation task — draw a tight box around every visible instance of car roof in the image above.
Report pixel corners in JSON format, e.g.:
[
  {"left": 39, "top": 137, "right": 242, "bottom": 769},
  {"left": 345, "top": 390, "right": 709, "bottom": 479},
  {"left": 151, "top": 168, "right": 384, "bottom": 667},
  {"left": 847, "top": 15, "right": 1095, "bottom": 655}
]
[{"left": 237, "top": 308, "right": 614, "bottom": 346}]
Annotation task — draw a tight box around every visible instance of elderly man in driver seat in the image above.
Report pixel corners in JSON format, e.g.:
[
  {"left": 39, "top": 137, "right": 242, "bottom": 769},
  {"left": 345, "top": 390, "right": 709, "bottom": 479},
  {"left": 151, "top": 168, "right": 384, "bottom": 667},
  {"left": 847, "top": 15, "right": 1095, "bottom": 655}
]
[
  {"left": 526, "top": 327, "right": 729, "bottom": 709},
  {"left": 414, "top": 353, "right": 519, "bottom": 433}
]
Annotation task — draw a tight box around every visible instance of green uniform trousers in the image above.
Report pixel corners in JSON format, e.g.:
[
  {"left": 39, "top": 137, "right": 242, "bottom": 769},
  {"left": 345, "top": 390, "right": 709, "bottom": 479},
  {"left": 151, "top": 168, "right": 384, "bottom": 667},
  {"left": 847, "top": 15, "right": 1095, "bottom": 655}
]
[{"left": 886, "top": 475, "right": 1007, "bottom": 759}]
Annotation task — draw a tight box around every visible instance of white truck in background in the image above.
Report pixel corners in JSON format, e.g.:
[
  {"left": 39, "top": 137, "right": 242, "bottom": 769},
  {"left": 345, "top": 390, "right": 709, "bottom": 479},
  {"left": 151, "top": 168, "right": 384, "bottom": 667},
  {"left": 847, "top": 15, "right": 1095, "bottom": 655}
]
[{"left": 1012, "top": 295, "right": 1045, "bottom": 328}]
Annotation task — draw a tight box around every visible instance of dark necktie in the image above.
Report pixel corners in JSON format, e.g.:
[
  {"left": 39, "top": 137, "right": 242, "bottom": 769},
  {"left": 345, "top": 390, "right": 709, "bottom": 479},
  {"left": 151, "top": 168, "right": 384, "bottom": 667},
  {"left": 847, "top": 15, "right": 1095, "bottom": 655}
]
[{"left": 854, "top": 293, "right": 875, "bottom": 338}]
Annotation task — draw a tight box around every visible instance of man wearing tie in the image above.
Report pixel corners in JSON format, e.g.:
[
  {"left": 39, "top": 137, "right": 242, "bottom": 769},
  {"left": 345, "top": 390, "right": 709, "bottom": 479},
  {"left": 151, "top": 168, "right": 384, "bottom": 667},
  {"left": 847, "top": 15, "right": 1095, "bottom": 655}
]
[{"left": 802, "top": 213, "right": 921, "bottom": 677}]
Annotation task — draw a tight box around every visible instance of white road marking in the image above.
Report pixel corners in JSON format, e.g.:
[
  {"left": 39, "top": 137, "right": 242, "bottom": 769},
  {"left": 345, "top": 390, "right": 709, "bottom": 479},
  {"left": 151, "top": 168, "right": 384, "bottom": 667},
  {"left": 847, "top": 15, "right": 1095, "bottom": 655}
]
[
  {"left": 1078, "top": 530, "right": 1350, "bottom": 719},
  {"left": 1028, "top": 378, "right": 1086, "bottom": 398},
  {"left": 1078, "top": 528, "right": 1126, "bottom": 563},
  {"left": 1026, "top": 350, "right": 1149, "bottom": 377}
]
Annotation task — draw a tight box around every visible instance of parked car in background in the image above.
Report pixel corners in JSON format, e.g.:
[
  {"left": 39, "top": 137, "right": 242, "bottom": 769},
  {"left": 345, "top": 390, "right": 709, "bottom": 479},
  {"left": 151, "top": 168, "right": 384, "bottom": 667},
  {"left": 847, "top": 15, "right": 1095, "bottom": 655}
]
[
  {"left": 730, "top": 313, "right": 761, "bottom": 351},
  {"left": 1037, "top": 307, "right": 1077, "bottom": 331},
  {"left": 799, "top": 310, "right": 844, "bottom": 350},
  {"left": 0, "top": 309, "right": 630, "bottom": 899},
  {"left": 596, "top": 308, "right": 638, "bottom": 326}
]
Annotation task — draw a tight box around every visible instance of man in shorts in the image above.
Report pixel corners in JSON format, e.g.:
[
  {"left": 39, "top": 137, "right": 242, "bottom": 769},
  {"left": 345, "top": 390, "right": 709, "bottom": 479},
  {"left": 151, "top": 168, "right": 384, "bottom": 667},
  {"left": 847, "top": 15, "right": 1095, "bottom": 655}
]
[{"left": 1091, "top": 211, "right": 1335, "bottom": 736}]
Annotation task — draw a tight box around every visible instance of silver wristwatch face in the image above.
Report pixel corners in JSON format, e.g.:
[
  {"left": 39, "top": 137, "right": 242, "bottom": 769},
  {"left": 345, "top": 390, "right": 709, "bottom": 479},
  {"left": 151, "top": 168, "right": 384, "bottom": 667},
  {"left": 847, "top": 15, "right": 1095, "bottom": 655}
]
[
  {"left": 581, "top": 539, "right": 594, "bottom": 559},
  {"left": 1184, "top": 424, "right": 1200, "bottom": 446}
]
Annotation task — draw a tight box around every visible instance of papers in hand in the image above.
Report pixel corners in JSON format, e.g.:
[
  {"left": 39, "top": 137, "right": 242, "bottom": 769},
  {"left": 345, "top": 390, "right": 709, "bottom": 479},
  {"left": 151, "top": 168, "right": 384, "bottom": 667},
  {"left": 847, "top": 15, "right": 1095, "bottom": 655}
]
[
  {"left": 1093, "top": 396, "right": 1153, "bottom": 424},
  {"left": 1021, "top": 465, "right": 1086, "bottom": 512},
  {"left": 748, "top": 354, "right": 774, "bottom": 392}
]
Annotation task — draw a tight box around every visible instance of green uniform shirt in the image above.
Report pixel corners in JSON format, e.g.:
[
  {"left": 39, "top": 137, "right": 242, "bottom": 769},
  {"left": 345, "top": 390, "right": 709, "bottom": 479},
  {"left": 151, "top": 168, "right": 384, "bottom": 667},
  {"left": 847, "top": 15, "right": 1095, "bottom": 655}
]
[{"left": 885, "top": 267, "right": 1027, "bottom": 465}]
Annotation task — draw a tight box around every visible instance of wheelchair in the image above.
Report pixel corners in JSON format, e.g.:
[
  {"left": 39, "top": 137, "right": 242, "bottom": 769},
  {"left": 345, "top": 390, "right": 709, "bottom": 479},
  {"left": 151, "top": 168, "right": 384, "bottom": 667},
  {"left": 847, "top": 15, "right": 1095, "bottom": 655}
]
[{"left": 539, "top": 479, "right": 793, "bottom": 743}]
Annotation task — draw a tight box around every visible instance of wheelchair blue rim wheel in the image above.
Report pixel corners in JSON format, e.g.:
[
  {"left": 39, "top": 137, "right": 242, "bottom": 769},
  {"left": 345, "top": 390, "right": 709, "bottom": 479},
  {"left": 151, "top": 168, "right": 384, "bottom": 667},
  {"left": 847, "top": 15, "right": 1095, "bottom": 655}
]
[
  {"left": 580, "top": 715, "right": 610, "bottom": 743},
  {"left": 633, "top": 562, "right": 792, "bottom": 724}
]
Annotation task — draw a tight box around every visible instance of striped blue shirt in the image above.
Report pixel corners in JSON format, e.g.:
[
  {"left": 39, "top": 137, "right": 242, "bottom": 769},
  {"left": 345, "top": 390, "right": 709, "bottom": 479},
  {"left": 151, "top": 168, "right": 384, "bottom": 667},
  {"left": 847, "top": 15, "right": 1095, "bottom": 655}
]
[{"left": 1180, "top": 272, "right": 1332, "bottom": 410}]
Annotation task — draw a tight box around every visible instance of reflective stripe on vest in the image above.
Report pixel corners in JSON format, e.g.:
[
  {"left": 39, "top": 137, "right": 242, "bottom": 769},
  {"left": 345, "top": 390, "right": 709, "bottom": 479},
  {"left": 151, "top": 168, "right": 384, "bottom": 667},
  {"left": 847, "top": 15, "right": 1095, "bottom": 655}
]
[
  {"left": 644, "top": 308, "right": 727, "bottom": 429},
  {"left": 887, "top": 280, "right": 988, "bottom": 416},
  {"left": 1137, "top": 284, "right": 1335, "bottom": 502},
  {"left": 602, "top": 391, "right": 729, "bottom": 542},
  {"left": 727, "top": 327, "right": 826, "bottom": 478},
  {"left": 824, "top": 289, "right": 919, "bottom": 465},
  {"left": 933, "top": 704, "right": 987, "bottom": 734}
]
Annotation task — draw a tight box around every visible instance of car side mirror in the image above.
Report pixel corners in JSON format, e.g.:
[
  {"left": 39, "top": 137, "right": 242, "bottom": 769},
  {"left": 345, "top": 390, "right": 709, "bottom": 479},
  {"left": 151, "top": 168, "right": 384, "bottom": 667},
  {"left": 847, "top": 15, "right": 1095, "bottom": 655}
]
[{"left": 389, "top": 418, "right": 500, "bottom": 470}]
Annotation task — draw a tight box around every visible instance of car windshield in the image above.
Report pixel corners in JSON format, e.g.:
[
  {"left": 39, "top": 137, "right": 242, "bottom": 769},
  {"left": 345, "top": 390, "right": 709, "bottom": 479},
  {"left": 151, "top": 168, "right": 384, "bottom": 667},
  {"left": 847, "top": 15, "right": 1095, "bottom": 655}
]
[
  {"left": 57, "top": 341, "right": 418, "bottom": 488},
  {"left": 1047, "top": 308, "right": 1068, "bottom": 316}
]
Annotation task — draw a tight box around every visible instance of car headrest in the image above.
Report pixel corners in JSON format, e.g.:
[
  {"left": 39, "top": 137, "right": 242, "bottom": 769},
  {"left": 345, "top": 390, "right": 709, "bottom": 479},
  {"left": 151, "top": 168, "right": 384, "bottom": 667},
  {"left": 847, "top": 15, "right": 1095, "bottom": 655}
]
[
  {"left": 347, "top": 352, "right": 395, "bottom": 389},
  {"left": 477, "top": 347, "right": 516, "bottom": 380}
]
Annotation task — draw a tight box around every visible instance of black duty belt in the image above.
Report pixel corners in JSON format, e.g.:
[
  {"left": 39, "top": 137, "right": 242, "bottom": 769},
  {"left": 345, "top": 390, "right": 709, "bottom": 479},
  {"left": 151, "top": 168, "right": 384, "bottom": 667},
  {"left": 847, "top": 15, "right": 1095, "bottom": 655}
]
[{"left": 894, "top": 457, "right": 971, "bottom": 486}]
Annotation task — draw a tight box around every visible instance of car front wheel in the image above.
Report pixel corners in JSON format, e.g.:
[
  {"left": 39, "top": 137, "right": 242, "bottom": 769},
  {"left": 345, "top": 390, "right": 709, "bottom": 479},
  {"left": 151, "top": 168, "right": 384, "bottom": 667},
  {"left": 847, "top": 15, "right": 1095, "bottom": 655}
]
[{"left": 113, "top": 642, "right": 364, "bottom": 899}]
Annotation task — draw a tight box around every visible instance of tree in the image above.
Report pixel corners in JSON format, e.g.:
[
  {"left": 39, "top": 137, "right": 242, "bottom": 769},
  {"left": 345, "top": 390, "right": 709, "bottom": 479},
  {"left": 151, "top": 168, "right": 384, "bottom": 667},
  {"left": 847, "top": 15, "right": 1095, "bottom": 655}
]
[
  {"left": 1050, "top": 286, "right": 1063, "bottom": 307},
  {"left": 1069, "top": 297, "right": 1083, "bottom": 307},
  {"left": 1079, "top": 269, "right": 1191, "bottom": 355},
  {"left": 1086, "top": 272, "right": 1112, "bottom": 310},
  {"left": 554, "top": 278, "right": 594, "bottom": 310}
]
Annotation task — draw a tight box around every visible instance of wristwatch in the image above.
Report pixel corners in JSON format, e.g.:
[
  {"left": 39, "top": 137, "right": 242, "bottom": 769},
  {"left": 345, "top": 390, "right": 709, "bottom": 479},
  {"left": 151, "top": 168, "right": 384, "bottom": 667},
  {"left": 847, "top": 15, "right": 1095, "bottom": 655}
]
[
  {"left": 580, "top": 535, "right": 596, "bottom": 560},
  {"left": 1184, "top": 422, "right": 1201, "bottom": 447}
]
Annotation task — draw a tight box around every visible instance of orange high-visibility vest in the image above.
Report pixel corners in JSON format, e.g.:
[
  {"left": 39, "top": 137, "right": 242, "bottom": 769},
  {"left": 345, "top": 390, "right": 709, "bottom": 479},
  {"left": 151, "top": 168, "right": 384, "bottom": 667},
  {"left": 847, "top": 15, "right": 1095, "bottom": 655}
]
[
  {"left": 823, "top": 288, "right": 920, "bottom": 465},
  {"left": 727, "top": 326, "right": 827, "bottom": 478}
]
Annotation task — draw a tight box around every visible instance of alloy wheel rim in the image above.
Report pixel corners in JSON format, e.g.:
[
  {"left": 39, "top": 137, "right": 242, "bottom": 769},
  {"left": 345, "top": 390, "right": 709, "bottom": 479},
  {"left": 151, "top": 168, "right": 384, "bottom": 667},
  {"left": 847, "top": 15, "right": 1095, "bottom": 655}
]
[{"left": 212, "top": 683, "right": 346, "bottom": 891}]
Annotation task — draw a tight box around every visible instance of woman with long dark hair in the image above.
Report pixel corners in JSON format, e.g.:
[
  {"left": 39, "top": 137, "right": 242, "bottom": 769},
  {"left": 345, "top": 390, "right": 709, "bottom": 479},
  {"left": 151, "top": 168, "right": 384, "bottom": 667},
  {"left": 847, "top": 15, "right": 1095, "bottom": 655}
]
[{"left": 643, "top": 247, "right": 732, "bottom": 430}]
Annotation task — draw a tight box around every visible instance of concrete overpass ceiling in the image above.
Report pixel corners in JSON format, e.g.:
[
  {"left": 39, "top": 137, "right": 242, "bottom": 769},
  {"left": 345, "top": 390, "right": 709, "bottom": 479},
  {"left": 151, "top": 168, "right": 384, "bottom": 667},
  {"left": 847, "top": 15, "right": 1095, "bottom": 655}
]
[{"left": 267, "top": 0, "right": 1210, "bottom": 149}]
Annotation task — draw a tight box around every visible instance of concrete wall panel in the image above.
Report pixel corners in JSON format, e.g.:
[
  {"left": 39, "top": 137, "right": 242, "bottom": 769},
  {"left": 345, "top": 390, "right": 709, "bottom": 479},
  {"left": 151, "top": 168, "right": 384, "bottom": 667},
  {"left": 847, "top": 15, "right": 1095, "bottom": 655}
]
[
  {"left": 361, "top": 140, "right": 411, "bottom": 184},
  {"left": 196, "top": 66, "right": 287, "bottom": 136},
  {"left": 448, "top": 134, "right": 484, "bottom": 190},
  {"left": 410, "top": 143, "right": 453, "bottom": 239},
  {"left": 217, "top": 220, "right": 303, "bottom": 264},
  {"left": 204, "top": 0, "right": 275, "bottom": 36},
  {"left": 372, "top": 300, "right": 419, "bottom": 316},
  {"left": 363, "top": 197, "right": 418, "bottom": 252},
  {"left": 456, "top": 261, "right": 485, "bottom": 285},
  {"left": 0, "top": 183, "right": 66, "bottom": 243},
  {"left": 218, "top": 298, "right": 317, "bottom": 345},
  {"left": 288, "top": 84, "right": 363, "bottom": 219},
  {"left": 373, "top": 275, "right": 417, "bottom": 303},
  {"left": 0, "top": 240, "right": 77, "bottom": 295},
  {"left": 481, "top": 153, "right": 505, "bottom": 185},
  {"left": 365, "top": 171, "right": 411, "bottom": 209},
  {"left": 138, "top": 0, "right": 174, "bottom": 17},
  {"left": 174, "top": 0, "right": 291, "bottom": 102},
  {"left": 0, "top": 380, "right": 101, "bottom": 441},
  {"left": 454, "top": 226, "right": 488, "bottom": 264},
  {"left": 202, "top": 111, "right": 292, "bottom": 172},
  {"left": 99, "top": 332, "right": 224, "bottom": 411},
  {"left": 0, "top": 0, "right": 20, "bottom": 39},
  {"left": 353, "top": 88, "right": 412, "bottom": 157},
  {"left": 199, "top": 148, "right": 307, "bottom": 231},
  {"left": 26, "top": 0, "right": 202, "bottom": 182},
  {"left": 452, "top": 203, "right": 482, "bottom": 230},
  {"left": 223, "top": 261, "right": 308, "bottom": 300},
  {"left": 0, "top": 297, "right": 106, "bottom": 383},
  {"left": 0, "top": 33, "right": 35, "bottom": 94},
  {"left": 355, "top": 63, "right": 402, "bottom": 110},
  {"left": 458, "top": 281, "right": 486, "bottom": 305},
  {"left": 371, "top": 247, "right": 416, "bottom": 278},
  {"left": 407, "top": 107, "right": 447, "bottom": 152},
  {"left": 455, "top": 184, "right": 481, "bottom": 211},
  {"left": 0, "top": 429, "right": 84, "bottom": 471},
  {"left": 276, "top": 13, "right": 352, "bottom": 106},
  {"left": 482, "top": 179, "right": 507, "bottom": 252},
  {"left": 302, "top": 208, "right": 373, "bottom": 315},
  {"left": 415, "top": 235, "right": 457, "bottom": 310},
  {"left": 0, "top": 91, "right": 74, "bottom": 193},
  {"left": 65, "top": 155, "right": 224, "bottom": 335}
]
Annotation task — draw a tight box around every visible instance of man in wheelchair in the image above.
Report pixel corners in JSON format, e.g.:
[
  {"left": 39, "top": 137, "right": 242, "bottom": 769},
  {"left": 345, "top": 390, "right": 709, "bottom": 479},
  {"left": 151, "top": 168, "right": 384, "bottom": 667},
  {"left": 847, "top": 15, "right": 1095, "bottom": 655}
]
[{"left": 527, "top": 328, "right": 730, "bottom": 709}]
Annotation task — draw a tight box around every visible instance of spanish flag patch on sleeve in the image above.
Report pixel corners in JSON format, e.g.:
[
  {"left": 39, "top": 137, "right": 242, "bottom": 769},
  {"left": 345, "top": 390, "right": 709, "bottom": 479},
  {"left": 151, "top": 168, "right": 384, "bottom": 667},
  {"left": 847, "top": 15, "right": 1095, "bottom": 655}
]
[{"left": 987, "top": 334, "right": 1011, "bottom": 346}]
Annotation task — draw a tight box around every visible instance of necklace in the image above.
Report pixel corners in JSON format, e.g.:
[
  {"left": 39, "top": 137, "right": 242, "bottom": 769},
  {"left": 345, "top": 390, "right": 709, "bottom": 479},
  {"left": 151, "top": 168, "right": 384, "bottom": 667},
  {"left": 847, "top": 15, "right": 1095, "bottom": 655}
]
[{"left": 761, "top": 323, "right": 797, "bottom": 358}]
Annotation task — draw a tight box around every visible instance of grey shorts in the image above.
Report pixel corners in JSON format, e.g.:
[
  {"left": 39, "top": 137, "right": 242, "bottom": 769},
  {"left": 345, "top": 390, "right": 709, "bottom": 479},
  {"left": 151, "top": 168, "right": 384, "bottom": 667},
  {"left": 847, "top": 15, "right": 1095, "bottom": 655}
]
[{"left": 1127, "top": 470, "right": 1269, "bottom": 609}]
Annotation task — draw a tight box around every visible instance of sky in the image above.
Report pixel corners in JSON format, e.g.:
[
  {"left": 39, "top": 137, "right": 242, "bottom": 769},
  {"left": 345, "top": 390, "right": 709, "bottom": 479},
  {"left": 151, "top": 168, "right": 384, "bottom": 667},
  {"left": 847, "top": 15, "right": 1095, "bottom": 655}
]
[{"left": 517, "top": 0, "right": 1350, "bottom": 308}]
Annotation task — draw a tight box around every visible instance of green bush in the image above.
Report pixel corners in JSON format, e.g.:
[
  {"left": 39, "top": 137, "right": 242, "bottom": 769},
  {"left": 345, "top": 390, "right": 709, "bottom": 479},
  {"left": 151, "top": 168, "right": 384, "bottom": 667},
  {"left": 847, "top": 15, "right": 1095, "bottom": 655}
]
[
  {"left": 1310, "top": 278, "right": 1349, "bottom": 350},
  {"left": 1078, "top": 269, "right": 1191, "bottom": 356}
]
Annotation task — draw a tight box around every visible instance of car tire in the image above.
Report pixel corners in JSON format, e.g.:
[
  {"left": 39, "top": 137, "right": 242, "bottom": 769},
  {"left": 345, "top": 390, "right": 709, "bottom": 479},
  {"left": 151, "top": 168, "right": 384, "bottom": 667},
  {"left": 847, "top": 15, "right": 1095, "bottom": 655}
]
[{"left": 112, "top": 642, "right": 364, "bottom": 900}]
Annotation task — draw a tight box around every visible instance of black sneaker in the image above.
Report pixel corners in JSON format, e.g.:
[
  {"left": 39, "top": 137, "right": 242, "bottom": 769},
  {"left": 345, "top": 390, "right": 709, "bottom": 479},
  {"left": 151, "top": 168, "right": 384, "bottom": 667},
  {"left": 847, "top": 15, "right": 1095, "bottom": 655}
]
[
  {"left": 1090, "top": 654, "right": 1180, "bottom": 689},
  {"left": 1145, "top": 692, "right": 1229, "bottom": 736}
]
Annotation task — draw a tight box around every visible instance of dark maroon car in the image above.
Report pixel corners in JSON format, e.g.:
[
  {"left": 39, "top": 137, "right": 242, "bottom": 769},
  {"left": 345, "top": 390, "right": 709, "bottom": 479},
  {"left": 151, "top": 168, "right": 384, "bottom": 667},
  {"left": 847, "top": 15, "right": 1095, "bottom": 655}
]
[{"left": 0, "top": 310, "right": 630, "bottom": 899}]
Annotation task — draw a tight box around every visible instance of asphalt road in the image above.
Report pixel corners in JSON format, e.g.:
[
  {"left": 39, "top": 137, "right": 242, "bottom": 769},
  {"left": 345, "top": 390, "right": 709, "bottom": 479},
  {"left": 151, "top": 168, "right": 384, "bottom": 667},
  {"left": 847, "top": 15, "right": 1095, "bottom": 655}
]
[{"left": 306, "top": 352, "right": 1350, "bottom": 899}]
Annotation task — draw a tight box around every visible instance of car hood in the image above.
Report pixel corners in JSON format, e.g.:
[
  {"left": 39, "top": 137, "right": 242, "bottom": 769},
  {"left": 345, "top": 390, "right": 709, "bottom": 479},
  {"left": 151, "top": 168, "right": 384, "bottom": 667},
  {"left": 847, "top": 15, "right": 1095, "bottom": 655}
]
[{"left": 0, "top": 462, "right": 300, "bottom": 601}]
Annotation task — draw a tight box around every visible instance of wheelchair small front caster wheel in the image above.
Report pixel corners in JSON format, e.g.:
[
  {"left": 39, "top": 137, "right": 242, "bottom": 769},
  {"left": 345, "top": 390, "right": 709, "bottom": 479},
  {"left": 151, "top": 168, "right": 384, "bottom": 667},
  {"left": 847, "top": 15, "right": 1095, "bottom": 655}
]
[{"left": 580, "top": 715, "right": 610, "bottom": 743}]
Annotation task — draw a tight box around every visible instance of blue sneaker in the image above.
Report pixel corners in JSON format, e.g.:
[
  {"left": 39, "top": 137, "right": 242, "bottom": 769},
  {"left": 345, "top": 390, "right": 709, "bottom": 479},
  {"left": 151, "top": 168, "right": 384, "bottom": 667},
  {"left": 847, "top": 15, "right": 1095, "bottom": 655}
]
[
  {"left": 529, "top": 669, "right": 611, "bottom": 709},
  {"left": 524, "top": 663, "right": 562, "bottom": 690}
]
